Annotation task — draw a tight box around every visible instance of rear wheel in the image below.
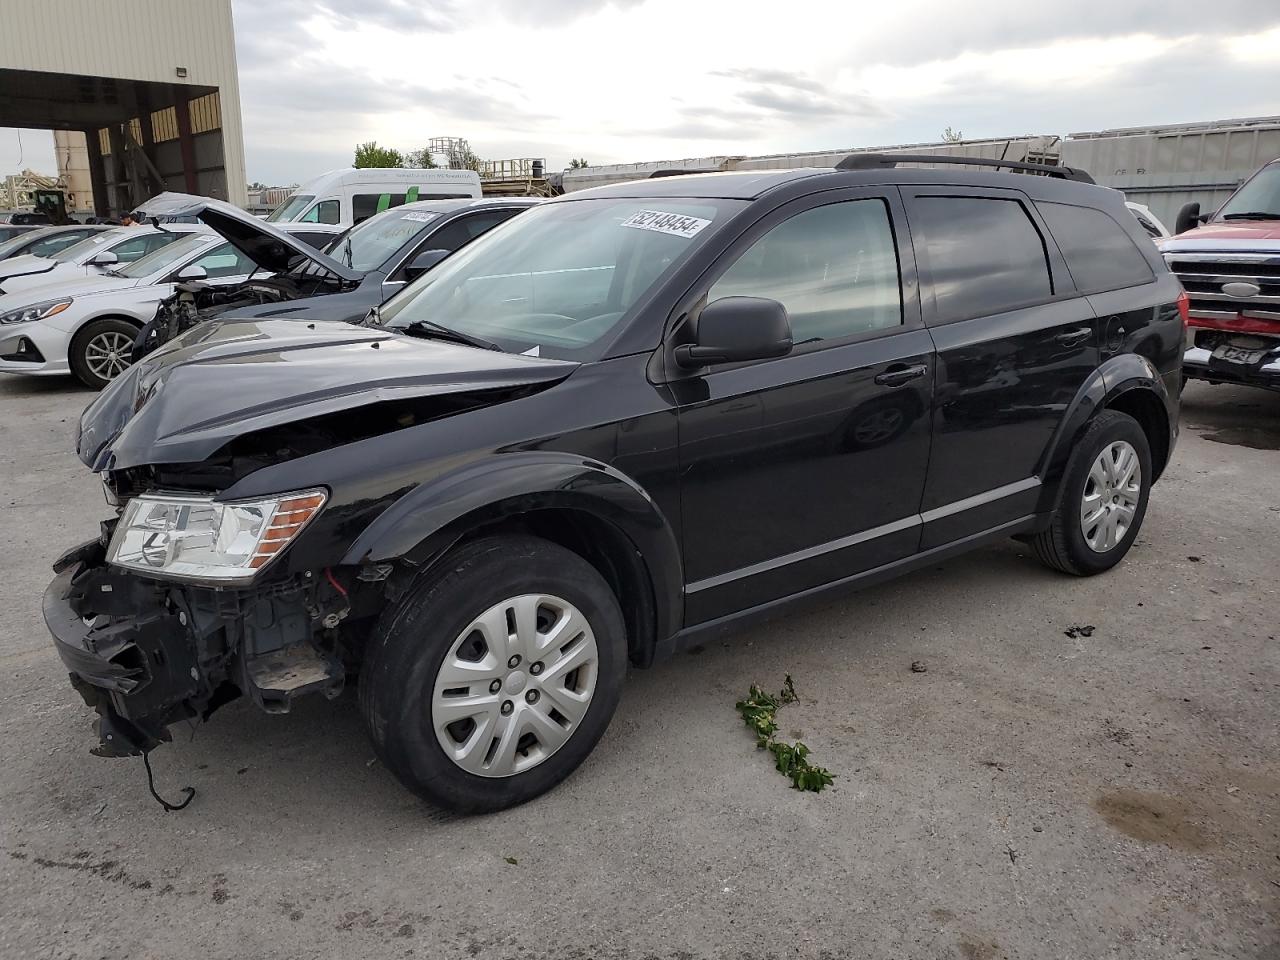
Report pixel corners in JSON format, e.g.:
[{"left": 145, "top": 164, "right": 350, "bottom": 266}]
[
  {"left": 1032, "top": 410, "right": 1152, "bottom": 575},
  {"left": 359, "top": 535, "right": 626, "bottom": 813},
  {"left": 69, "top": 318, "right": 138, "bottom": 389}
]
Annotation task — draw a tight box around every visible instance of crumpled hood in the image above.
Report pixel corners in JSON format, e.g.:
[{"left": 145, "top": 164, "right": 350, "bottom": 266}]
[{"left": 77, "top": 318, "right": 577, "bottom": 472}]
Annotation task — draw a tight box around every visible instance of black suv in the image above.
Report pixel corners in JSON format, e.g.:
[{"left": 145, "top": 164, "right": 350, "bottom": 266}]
[{"left": 45, "top": 157, "right": 1184, "bottom": 813}]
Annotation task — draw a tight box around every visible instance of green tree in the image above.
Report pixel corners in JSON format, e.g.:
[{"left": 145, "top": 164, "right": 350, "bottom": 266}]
[
  {"left": 941, "top": 126, "right": 964, "bottom": 143},
  {"left": 405, "top": 147, "right": 438, "bottom": 169},
  {"left": 353, "top": 141, "right": 404, "bottom": 168},
  {"left": 568, "top": 158, "right": 590, "bottom": 169}
]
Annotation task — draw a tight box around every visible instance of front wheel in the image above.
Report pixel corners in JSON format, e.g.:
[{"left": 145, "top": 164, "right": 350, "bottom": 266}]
[
  {"left": 1031, "top": 410, "right": 1152, "bottom": 576},
  {"left": 359, "top": 535, "right": 626, "bottom": 813},
  {"left": 69, "top": 318, "right": 139, "bottom": 389}
]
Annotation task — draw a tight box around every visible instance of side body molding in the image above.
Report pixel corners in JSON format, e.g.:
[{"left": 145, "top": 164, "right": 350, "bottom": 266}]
[{"left": 340, "top": 451, "right": 685, "bottom": 640}]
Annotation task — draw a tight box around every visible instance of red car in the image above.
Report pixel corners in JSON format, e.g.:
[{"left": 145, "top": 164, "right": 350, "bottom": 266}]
[{"left": 1163, "top": 159, "right": 1280, "bottom": 392}]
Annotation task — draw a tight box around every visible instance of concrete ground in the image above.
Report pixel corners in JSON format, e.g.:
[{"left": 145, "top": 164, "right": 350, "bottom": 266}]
[{"left": 0, "top": 375, "right": 1276, "bottom": 960}]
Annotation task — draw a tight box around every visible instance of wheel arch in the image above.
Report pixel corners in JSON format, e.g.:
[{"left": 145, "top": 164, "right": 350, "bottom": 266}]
[
  {"left": 341, "top": 452, "right": 683, "bottom": 665},
  {"left": 1037, "top": 354, "right": 1175, "bottom": 513}
]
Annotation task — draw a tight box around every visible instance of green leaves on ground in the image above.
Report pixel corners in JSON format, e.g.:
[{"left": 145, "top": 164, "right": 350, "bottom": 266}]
[{"left": 735, "top": 675, "right": 834, "bottom": 793}]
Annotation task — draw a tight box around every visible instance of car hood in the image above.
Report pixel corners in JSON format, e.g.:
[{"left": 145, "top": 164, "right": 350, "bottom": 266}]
[
  {"left": 0, "top": 272, "right": 141, "bottom": 312},
  {"left": 1164, "top": 221, "right": 1280, "bottom": 247},
  {"left": 0, "top": 253, "right": 57, "bottom": 282},
  {"left": 138, "top": 192, "right": 363, "bottom": 282},
  {"left": 77, "top": 318, "right": 578, "bottom": 472}
]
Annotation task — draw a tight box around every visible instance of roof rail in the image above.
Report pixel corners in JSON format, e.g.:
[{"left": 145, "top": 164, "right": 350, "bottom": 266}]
[
  {"left": 648, "top": 169, "right": 705, "bottom": 179},
  {"left": 835, "top": 152, "right": 1096, "bottom": 184}
]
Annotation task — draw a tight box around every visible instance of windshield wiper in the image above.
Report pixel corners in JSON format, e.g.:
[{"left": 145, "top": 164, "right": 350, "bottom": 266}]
[
  {"left": 401, "top": 318, "right": 503, "bottom": 352},
  {"left": 1222, "top": 211, "right": 1280, "bottom": 220}
]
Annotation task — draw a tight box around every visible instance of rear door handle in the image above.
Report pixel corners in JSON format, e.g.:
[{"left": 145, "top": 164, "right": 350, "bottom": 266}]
[
  {"left": 874, "top": 362, "right": 928, "bottom": 387},
  {"left": 1055, "top": 327, "right": 1092, "bottom": 347}
]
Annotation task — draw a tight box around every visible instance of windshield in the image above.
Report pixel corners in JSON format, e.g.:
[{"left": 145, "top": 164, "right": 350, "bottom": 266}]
[
  {"left": 118, "top": 233, "right": 215, "bottom": 278},
  {"left": 51, "top": 229, "right": 126, "bottom": 262},
  {"left": 381, "top": 198, "right": 743, "bottom": 360},
  {"left": 0, "top": 227, "right": 53, "bottom": 259},
  {"left": 266, "top": 194, "right": 315, "bottom": 223},
  {"left": 1218, "top": 163, "right": 1280, "bottom": 220},
  {"left": 336, "top": 209, "right": 439, "bottom": 270}
]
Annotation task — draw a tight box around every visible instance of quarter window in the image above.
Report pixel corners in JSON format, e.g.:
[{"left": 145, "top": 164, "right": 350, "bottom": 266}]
[
  {"left": 1036, "top": 201, "right": 1155, "bottom": 294},
  {"left": 914, "top": 196, "right": 1052, "bottom": 323},
  {"left": 708, "top": 199, "right": 903, "bottom": 345}
]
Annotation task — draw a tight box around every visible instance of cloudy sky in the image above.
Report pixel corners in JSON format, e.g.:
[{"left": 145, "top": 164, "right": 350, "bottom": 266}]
[{"left": 4, "top": 0, "right": 1280, "bottom": 185}]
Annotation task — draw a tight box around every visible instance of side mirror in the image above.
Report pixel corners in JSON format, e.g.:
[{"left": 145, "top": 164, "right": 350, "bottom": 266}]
[
  {"left": 87, "top": 251, "right": 118, "bottom": 267},
  {"left": 404, "top": 248, "right": 450, "bottom": 280},
  {"left": 675, "top": 296, "right": 793, "bottom": 368},
  {"left": 175, "top": 264, "right": 208, "bottom": 282},
  {"left": 1175, "top": 201, "right": 1203, "bottom": 235}
]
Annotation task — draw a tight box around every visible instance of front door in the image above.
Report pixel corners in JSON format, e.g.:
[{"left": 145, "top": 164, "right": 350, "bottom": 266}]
[
  {"left": 903, "top": 187, "right": 1099, "bottom": 548},
  {"left": 674, "top": 189, "right": 934, "bottom": 624}
]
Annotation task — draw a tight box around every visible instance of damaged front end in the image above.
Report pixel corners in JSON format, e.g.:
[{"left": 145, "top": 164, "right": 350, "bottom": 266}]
[
  {"left": 44, "top": 524, "right": 351, "bottom": 758},
  {"left": 132, "top": 276, "right": 337, "bottom": 362}
]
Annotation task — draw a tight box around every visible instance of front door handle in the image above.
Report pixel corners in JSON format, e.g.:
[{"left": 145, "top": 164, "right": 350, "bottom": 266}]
[
  {"left": 874, "top": 362, "right": 928, "bottom": 387},
  {"left": 1055, "top": 326, "right": 1092, "bottom": 347}
]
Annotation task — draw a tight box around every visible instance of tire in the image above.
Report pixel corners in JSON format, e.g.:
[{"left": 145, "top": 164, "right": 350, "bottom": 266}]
[
  {"left": 1031, "top": 410, "right": 1152, "bottom": 576},
  {"left": 69, "top": 318, "right": 139, "bottom": 389},
  {"left": 359, "top": 535, "right": 626, "bottom": 814}
]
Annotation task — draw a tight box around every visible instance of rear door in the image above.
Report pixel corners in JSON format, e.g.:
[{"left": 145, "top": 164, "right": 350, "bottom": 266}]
[
  {"left": 674, "top": 188, "right": 934, "bottom": 624},
  {"left": 904, "top": 187, "right": 1097, "bottom": 548}
]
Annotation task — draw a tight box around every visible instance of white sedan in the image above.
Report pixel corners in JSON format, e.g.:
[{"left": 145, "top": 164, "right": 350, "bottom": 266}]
[
  {"left": 0, "top": 232, "right": 260, "bottom": 388},
  {"left": 0, "top": 224, "right": 208, "bottom": 298}
]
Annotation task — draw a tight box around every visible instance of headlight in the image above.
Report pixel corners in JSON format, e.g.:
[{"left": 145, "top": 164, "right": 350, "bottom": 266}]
[
  {"left": 107, "top": 489, "right": 327, "bottom": 583},
  {"left": 0, "top": 297, "right": 72, "bottom": 325}
]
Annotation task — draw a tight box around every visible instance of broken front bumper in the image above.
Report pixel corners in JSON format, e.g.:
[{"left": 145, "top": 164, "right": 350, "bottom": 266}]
[{"left": 44, "top": 538, "right": 346, "bottom": 758}]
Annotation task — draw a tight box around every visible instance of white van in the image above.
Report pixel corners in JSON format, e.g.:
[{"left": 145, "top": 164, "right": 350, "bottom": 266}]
[{"left": 265, "top": 168, "right": 483, "bottom": 226}]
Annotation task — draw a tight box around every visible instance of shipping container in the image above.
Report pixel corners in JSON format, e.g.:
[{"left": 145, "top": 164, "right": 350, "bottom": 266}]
[{"left": 1060, "top": 117, "right": 1280, "bottom": 227}]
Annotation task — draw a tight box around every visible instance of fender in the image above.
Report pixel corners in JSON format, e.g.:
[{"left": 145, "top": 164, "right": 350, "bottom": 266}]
[
  {"left": 340, "top": 450, "right": 684, "bottom": 640},
  {"left": 1036, "top": 353, "right": 1173, "bottom": 515}
]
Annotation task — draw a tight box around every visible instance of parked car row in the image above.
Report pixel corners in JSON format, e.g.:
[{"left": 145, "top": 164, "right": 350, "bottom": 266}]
[
  {"left": 43, "top": 154, "right": 1184, "bottom": 813},
  {"left": 0, "top": 194, "right": 533, "bottom": 389}
]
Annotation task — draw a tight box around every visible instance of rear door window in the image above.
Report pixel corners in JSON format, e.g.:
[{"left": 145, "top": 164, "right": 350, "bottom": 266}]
[
  {"left": 913, "top": 196, "right": 1053, "bottom": 323},
  {"left": 1036, "top": 201, "right": 1155, "bottom": 294}
]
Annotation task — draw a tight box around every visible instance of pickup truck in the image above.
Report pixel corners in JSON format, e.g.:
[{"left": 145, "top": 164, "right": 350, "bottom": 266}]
[{"left": 1165, "top": 159, "right": 1280, "bottom": 392}]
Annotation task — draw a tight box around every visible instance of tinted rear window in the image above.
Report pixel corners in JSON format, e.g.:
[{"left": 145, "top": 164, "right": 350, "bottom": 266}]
[
  {"left": 914, "top": 196, "right": 1053, "bottom": 323},
  {"left": 1036, "top": 201, "right": 1155, "bottom": 294}
]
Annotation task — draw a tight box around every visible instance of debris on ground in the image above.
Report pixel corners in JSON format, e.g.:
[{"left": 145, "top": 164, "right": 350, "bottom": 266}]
[
  {"left": 1005, "top": 843, "right": 1018, "bottom": 865},
  {"left": 1188, "top": 555, "right": 1203, "bottom": 562},
  {"left": 1064, "top": 625, "right": 1096, "bottom": 639},
  {"left": 735, "top": 675, "right": 834, "bottom": 793},
  {"left": 503, "top": 856, "right": 518, "bottom": 865},
  {"left": 910, "top": 660, "right": 928, "bottom": 673}
]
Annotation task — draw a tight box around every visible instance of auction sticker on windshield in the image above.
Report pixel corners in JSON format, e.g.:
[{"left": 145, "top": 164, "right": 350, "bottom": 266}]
[
  {"left": 402, "top": 212, "right": 440, "bottom": 223},
  {"left": 620, "top": 209, "right": 711, "bottom": 239}
]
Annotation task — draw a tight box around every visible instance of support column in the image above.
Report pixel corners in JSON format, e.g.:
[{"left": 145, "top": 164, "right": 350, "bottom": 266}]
[
  {"left": 172, "top": 88, "right": 199, "bottom": 193},
  {"left": 84, "top": 129, "right": 109, "bottom": 217},
  {"left": 107, "top": 123, "right": 130, "bottom": 214}
]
